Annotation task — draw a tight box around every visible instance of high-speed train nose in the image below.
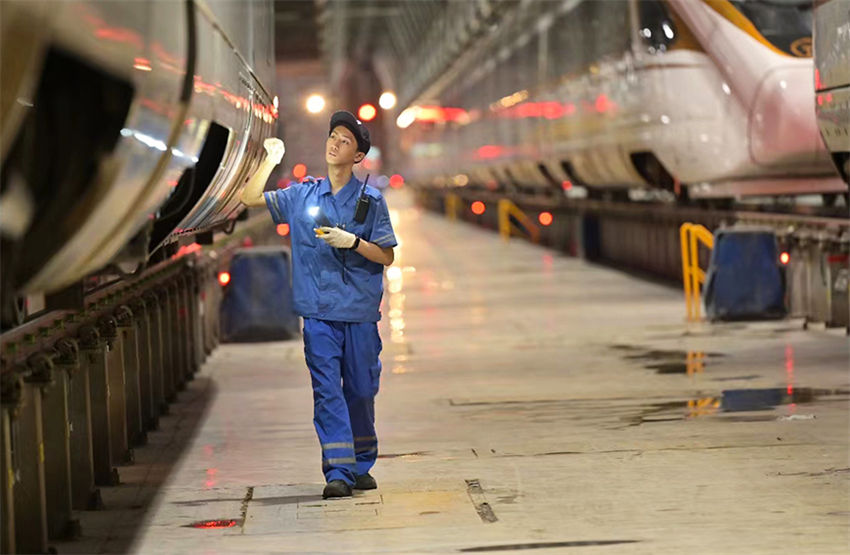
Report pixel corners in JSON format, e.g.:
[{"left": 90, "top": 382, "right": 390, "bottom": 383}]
[{"left": 749, "top": 65, "right": 828, "bottom": 167}]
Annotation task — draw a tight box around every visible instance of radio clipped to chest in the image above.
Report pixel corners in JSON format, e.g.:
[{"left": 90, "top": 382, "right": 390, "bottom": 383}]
[{"left": 354, "top": 174, "right": 371, "bottom": 224}]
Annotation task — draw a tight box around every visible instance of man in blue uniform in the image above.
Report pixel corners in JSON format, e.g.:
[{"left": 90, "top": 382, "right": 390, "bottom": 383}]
[{"left": 240, "top": 111, "right": 397, "bottom": 498}]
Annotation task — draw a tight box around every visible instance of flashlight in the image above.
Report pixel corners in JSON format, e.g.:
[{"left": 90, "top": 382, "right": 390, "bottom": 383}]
[{"left": 308, "top": 205, "right": 331, "bottom": 228}]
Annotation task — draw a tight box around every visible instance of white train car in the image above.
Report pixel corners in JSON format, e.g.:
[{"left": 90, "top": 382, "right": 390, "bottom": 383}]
[
  {"left": 813, "top": 0, "right": 850, "bottom": 188},
  {"left": 0, "top": 0, "right": 277, "bottom": 322},
  {"left": 397, "top": 0, "right": 845, "bottom": 200}
]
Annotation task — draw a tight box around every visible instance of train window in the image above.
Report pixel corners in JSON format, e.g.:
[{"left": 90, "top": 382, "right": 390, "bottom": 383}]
[
  {"left": 638, "top": 0, "right": 678, "bottom": 53},
  {"left": 728, "top": 1, "right": 812, "bottom": 57},
  {"left": 550, "top": 0, "right": 630, "bottom": 77}
]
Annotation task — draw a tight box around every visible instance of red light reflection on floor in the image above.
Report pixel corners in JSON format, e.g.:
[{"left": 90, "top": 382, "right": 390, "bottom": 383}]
[
  {"left": 785, "top": 345, "right": 794, "bottom": 395},
  {"left": 187, "top": 519, "right": 237, "bottom": 529},
  {"left": 205, "top": 467, "right": 218, "bottom": 489}
]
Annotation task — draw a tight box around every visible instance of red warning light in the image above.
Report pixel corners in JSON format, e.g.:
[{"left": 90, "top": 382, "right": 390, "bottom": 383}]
[
  {"left": 594, "top": 93, "right": 613, "bottom": 113},
  {"left": 780, "top": 252, "right": 790, "bottom": 265},
  {"left": 293, "top": 164, "right": 307, "bottom": 179},
  {"left": 561, "top": 180, "right": 573, "bottom": 191},
  {"left": 358, "top": 104, "right": 377, "bottom": 122},
  {"left": 218, "top": 272, "right": 231, "bottom": 286},
  {"left": 276, "top": 223, "right": 290, "bottom": 236},
  {"left": 538, "top": 212, "right": 553, "bottom": 226},
  {"left": 471, "top": 201, "right": 486, "bottom": 215},
  {"left": 389, "top": 174, "right": 404, "bottom": 189}
]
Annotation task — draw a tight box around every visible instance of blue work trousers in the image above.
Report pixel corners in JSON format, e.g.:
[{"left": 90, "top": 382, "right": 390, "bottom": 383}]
[{"left": 303, "top": 318, "right": 382, "bottom": 485}]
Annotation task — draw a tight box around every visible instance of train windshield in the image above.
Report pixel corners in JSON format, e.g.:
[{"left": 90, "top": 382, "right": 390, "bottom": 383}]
[{"left": 729, "top": 0, "right": 812, "bottom": 57}]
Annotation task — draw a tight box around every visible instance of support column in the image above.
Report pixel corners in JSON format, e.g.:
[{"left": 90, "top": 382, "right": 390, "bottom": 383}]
[
  {"left": 130, "top": 297, "right": 154, "bottom": 437},
  {"left": 116, "top": 306, "right": 144, "bottom": 447},
  {"left": 100, "top": 316, "right": 132, "bottom": 466},
  {"left": 0, "top": 371, "right": 22, "bottom": 555},
  {"left": 69, "top": 327, "right": 102, "bottom": 510},
  {"left": 13, "top": 363, "right": 49, "bottom": 554},
  {"left": 82, "top": 324, "right": 119, "bottom": 487}
]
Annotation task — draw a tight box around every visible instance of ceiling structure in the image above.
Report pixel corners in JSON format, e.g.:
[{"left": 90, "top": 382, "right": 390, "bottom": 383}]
[
  {"left": 274, "top": 0, "right": 521, "bottom": 111},
  {"left": 272, "top": 0, "right": 521, "bottom": 172},
  {"left": 274, "top": 0, "right": 322, "bottom": 61}
]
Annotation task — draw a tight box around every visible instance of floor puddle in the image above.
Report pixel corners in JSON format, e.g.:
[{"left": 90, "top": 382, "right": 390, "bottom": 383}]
[
  {"left": 610, "top": 344, "right": 725, "bottom": 375},
  {"left": 629, "top": 387, "right": 850, "bottom": 425}
]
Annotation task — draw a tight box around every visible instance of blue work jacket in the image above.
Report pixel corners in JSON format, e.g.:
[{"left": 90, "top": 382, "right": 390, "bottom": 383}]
[{"left": 264, "top": 175, "right": 397, "bottom": 322}]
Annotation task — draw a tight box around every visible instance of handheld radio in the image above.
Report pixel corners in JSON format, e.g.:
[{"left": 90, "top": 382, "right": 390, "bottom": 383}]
[{"left": 353, "top": 174, "right": 371, "bottom": 223}]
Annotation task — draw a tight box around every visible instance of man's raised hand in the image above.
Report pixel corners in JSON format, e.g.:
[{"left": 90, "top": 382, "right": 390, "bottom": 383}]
[{"left": 263, "top": 138, "right": 285, "bottom": 165}]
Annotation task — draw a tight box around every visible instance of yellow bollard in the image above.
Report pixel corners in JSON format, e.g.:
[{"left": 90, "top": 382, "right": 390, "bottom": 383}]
[{"left": 445, "top": 193, "right": 459, "bottom": 222}]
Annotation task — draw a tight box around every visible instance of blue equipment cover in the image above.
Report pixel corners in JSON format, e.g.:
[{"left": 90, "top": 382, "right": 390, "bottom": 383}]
[
  {"left": 703, "top": 228, "right": 786, "bottom": 320},
  {"left": 220, "top": 246, "right": 299, "bottom": 342}
]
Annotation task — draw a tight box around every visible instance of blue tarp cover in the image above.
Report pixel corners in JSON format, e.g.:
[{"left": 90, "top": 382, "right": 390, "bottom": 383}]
[
  {"left": 703, "top": 229, "right": 786, "bottom": 320},
  {"left": 220, "top": 247, "right": 299, "bottom": 342}
]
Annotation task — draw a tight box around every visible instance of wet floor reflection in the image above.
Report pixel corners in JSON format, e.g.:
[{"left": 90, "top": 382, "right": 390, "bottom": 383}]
[
  {"left": 632, "top": 387, "right": 850, "bottom": 425},
  {"left": 612, "top": 344, "right": 725, "bottom": 375}
]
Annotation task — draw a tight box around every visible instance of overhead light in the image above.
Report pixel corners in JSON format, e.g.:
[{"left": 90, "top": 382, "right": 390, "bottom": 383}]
[
  {"left": 379, "top": 92, "right": 397, "bottom": 110},
  {"left": 306, "top": 94, "right": 325, "bottom": 114},
  {"left": 358, "top": 103, "right": 377, "bottom": 121},
  {"left": 396, "top": 107, "right": 418, "bottom": 128}
]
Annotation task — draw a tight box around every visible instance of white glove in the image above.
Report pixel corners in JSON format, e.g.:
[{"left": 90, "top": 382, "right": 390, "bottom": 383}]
[
  {"left": 316, "top": 226, "right": 357, "bottom": 249},
  {"left": 263, "top": 137, "right": 285, "bottom": 165}
]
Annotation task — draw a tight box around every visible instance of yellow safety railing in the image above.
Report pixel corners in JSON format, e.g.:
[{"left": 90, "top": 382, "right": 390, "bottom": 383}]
[
  {"left": 498, "top": 199, "right": 540, "bottom": 243},
  {"left": 680, "top": 223, "right": 715, "bottom": 321},
  {"left": 445, "top": 193, "right": 460, "bottom": 221}
]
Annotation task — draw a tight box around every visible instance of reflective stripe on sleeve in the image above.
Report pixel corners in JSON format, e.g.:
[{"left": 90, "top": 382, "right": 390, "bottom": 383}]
[
  {"left": 372, "top": 233, "right": 395, "bottom": 246},
  {"left": 264, "top": 191, "right": 283, "bottom": 222}
]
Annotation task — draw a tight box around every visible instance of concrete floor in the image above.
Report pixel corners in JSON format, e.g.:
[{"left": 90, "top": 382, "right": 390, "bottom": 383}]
[{"left": 59, "top": 191, "right": 849, "bottom": 554}]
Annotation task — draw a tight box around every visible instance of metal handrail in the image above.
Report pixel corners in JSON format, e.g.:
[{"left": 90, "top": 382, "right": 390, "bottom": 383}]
[
  {"left": 498, "top": 199, "right": 540, "bottom": 243},
  {"left": 680, "top": 223, "right": 714, "bottom": 321}
]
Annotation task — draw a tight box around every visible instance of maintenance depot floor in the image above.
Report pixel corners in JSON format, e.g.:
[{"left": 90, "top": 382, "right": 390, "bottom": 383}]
[{"left": 57, "top": 190, "right": 849, "bottom": 554}]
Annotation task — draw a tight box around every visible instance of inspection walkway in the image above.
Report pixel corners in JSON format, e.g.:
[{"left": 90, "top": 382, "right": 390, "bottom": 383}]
[{"left": 60, "top": 190, "right": 849, "bottom": 554}]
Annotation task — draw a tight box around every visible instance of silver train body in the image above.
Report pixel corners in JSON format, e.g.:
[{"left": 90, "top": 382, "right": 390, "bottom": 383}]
[
  {"left": 0, "top": 0, "right": 276, "bottom": 298},
  {"left": 813, "top": 0, "right": 850, "bottom": 186},
  {"left": 397, "top": 0, "right": 846, "bottom": 200}
]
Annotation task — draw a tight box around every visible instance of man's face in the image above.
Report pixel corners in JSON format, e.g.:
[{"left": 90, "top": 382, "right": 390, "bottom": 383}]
[{"left": 326, "top": 125, "right": 364, "bottom": 166}]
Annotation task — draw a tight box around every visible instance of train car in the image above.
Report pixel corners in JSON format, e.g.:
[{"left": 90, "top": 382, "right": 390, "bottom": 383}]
[
  {"left": 396, "top": 0, "right": 845, "bottom": 201},
  {"left": 0, "top": 0, "right": 277, "bottom": 324},
  {"left": 813, "top": 0, "right": 850, "bottom": 189}
]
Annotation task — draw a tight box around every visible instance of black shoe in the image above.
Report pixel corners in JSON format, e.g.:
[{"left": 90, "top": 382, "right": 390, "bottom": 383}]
[
  {"left": 322, "top": 480, "right": 352, "bottom": 499},
  {"left": 353, "top": 473, "right": 377, "bottom": 490}
]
